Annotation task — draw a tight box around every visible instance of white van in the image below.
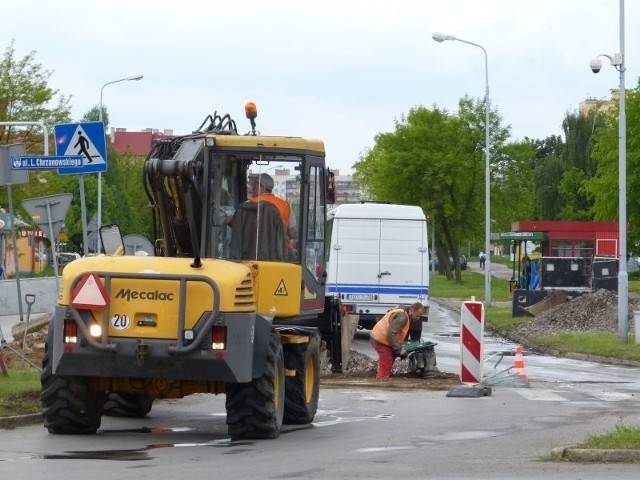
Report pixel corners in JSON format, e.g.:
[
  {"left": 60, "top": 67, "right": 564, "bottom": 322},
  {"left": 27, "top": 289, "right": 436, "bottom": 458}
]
[{"left": 326, "top": 203, "right": 429, "bottom": 331}]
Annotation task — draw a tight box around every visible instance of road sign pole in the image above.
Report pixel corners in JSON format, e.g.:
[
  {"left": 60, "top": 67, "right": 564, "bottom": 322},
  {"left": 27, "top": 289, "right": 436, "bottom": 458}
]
[
  {"left": 45, "top": 201, "right": 60, "bottom": 293},
  {"left": 79, "top": 175, "right": 89, "bottom": 256},
  {"left": 6, "top": 183, "right": 25, "bottom": 322}
]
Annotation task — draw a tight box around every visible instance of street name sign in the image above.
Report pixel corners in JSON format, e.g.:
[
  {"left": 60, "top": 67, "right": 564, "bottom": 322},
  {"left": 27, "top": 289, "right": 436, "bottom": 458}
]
[{"left": 11, "top": 155, "right": 83, "bottom": 170}]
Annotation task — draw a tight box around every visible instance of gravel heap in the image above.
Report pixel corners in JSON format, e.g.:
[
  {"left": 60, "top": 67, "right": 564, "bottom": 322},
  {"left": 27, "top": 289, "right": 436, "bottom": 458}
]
[
  {"left": 512, "top": 288, "right": 640, "bottom": 338},
  {"left": 320, "top": 349, "right": 412, "bottom": 377}
]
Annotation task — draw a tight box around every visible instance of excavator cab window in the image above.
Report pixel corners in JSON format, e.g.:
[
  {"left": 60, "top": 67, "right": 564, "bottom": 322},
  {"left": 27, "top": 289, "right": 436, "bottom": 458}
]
[{"left": 205, "top": 152, "right": 303, "bottom": 263}]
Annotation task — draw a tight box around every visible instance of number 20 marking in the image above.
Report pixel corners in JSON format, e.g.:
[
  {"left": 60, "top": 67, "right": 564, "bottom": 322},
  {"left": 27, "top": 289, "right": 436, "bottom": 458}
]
[{"left": 111, "top": 314, "right": 130, "bottom": 330}]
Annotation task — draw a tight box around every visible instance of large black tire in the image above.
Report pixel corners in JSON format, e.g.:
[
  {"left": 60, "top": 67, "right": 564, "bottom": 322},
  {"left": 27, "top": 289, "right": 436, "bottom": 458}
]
[
  {"left": 103, "top": 392, "right": 154, "bottom": 417},
  {"left": 225, "top": 333, "right": 285, "bottom": 440},
  {"left": 283, "top": 331, "right": 320, "bottom": 425},
  {"left": 41, "top": 332, "right": 105, "bottom": 434}
]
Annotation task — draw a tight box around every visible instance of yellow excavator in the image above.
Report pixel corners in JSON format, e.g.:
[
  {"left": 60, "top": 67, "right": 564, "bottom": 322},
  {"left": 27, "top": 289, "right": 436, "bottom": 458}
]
[{"left": 41, "top": 103, "right": 350, "bottom": 440}]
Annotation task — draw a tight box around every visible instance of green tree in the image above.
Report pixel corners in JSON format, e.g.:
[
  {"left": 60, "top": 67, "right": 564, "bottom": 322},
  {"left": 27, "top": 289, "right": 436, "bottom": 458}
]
[
  {"left": 101, "top": 149, "right": 151, "bottom": 238},
  {"left": 0, "top": 40, "right": 72, "bottom": 149},
  {"left": 535, "top": 155, "right": 564, "bottom": 220},
  {"left": 587, "top": 82, "right": 640, "bottom": 250},
  {"left": 354, "top": 97, "right": 507, "bottom": 282},
  {"left": 0, "top": 40, "right": 73, "bottom": 237},
  {"left": 554, "top": 110, "right": 604, "bottom": 220},
  {"left": 81, "top": 105, "right": 109, "bottom": 126},
  {"left": 491, "top": 140, "right": 536, "bottom": 231},
  {"left": 526, "top": 135, "right": 564, "bottom": 220}
]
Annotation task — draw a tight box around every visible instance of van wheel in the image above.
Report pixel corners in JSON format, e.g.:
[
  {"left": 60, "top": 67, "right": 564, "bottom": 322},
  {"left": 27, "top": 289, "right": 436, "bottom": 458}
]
[
  {"left": 41, "top": 331, "right": 105, "bottom": 434},
  {"left": 225, "top": 333, "right": 284, "bottom": 440},
  {"left": 283, "top": 331, "right": 320, "bottom": 424},
  {"left": 104, "top": 392, "right": 154, "bottom": 417}
]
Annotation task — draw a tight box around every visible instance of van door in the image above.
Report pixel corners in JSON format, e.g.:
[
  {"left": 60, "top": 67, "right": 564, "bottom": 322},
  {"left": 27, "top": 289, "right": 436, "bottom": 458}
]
[
  {"left": 330, "top": 217, "right": 380, "bottom": 303},
  {"left": 378, "top": 218, "right": 428, "bottom": 304}
]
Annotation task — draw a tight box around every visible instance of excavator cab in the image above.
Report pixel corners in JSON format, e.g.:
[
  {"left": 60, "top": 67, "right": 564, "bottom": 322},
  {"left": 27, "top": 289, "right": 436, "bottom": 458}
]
[{"left": 143, "top": 103, "right": 338, "bottom": 337}]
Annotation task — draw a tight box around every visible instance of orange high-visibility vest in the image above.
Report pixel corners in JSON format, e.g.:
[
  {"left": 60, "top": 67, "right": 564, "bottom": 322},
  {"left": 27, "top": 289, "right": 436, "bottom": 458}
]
[
  {"left": 370, "top": 308, "right": 410, "bottom": 347},
  {"left": 251, "top": 193, "right": 290, "bottom": 226}
]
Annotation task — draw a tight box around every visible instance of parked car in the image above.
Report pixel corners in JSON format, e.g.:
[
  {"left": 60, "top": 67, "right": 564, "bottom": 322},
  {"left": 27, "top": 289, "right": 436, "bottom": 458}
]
[
  {"left": 430, "top": 254, "right": 467, "bottom": 271},
  {"left": 55, "top": 252, "right": 80, "bottom": 268}
]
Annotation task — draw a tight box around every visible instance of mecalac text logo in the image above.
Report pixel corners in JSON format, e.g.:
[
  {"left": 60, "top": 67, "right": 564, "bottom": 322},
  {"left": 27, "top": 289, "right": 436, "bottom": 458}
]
[{"left": 115, "top": 288, "right": 175, "bottom": 301}]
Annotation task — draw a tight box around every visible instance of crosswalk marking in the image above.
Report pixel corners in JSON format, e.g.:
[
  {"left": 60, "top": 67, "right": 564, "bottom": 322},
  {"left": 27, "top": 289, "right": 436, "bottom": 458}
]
[
  {"left": 511, "top": 385, "right": 640, "bottom": 403},
  {"left": 513, "top": 388, "right": 567, "bottom": 402}
]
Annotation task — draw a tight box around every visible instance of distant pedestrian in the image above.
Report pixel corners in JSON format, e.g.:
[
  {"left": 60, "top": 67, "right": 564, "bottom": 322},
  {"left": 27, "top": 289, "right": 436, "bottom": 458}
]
[{"left": 479, "top": 251, "right": 486, "bottom": 270}]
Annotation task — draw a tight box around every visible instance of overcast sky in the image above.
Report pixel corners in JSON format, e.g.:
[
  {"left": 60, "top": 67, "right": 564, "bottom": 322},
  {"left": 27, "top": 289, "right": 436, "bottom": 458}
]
[{"left": 3, "top": 0, "right": 638, "bottom": 174}]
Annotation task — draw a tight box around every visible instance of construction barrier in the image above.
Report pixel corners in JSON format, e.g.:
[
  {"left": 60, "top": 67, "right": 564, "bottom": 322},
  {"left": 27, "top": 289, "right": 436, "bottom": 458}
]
[{"left": 460, "top": 300, "right": 484, "bottom": 384}]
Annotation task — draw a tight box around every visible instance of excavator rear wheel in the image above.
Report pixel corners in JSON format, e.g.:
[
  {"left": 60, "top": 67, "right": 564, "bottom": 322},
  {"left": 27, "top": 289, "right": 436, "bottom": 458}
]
[
  {"left": 225, "top": 333, "right": 285, "bottom": 440},
  {"left": 283, "top": 331, "right": 320, "bottom": 424},
  {"left": 41, "top": 330, "right": 105, "bottom": 434}
]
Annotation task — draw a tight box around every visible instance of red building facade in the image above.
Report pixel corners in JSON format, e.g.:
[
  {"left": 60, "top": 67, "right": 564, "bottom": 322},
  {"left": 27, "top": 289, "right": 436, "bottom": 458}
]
[{"left": 511, "top": 220, "right": 619, "bottom": 258}]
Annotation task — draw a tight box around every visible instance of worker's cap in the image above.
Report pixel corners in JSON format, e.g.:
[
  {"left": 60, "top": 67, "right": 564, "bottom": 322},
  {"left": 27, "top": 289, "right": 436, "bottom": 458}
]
[{"left": 248, "top": 173, "right": 274, "bottom": 190}]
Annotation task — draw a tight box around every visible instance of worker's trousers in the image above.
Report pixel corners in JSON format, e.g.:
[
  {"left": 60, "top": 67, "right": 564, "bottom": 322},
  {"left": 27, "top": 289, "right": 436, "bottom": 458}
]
[{"left": 371, "top": 340, "right": 395, "bottom": 378}]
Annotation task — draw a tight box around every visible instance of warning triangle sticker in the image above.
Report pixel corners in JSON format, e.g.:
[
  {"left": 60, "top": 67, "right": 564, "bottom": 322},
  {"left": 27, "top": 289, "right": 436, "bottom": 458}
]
[
  {"left": 64, "top": 125, "right": 105, "bottom": 165},
  {"left": 274, "top": 280, "right": 288, "bottom": 296},
  {"left": 71, "top": 273, "right": 110, "bottom": 311}
]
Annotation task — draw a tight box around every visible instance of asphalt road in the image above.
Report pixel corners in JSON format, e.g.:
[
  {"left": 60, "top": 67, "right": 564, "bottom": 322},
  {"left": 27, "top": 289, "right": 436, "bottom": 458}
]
[
  {"left": 2, "top": 290, "right": 640, "bottom": 476},
  {"left": 1, "top": 379, "right": 639, "bottom": 479}
]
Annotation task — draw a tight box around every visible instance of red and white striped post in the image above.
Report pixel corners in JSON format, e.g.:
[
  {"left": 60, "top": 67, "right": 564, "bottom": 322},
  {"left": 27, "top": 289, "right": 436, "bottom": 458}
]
[{"left": 460, "top": 299, "right": 484, "bottom": 384}]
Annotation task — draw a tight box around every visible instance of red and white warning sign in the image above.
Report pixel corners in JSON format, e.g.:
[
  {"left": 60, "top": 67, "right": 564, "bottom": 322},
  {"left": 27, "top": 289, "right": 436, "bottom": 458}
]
[
  {"left": 70, "top": 272, "right": 110, "bottom": 311},
  {"left": 460, "top": 300, "right": 484, "bottom": 384}
]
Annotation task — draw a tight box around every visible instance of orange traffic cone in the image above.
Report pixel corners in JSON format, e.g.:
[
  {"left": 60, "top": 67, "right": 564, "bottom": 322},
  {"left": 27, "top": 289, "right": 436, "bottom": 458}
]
[{"left": 513, "top": 345, "right": 528, "bottom": 381}]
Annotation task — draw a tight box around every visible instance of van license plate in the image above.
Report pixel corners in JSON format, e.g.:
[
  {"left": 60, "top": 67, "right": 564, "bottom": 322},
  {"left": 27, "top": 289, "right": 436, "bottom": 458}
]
[{"left": 346, "top": 294, "right": 374, "bottom": 301}]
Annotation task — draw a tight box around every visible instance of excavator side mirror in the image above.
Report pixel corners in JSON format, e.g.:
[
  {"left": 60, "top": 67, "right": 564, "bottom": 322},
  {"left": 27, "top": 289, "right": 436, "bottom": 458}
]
[
  {"left": 100, "top": 224, "right": 125, "bottom": 256},
  {"left": 327, "top": 170, "right": 336, "bottom": 204}
]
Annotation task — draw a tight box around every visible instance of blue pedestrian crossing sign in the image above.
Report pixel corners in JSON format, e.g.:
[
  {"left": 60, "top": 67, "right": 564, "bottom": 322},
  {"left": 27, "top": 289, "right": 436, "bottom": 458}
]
[{"left": 55, "top": 122, "right": 107, "bottom": 175}]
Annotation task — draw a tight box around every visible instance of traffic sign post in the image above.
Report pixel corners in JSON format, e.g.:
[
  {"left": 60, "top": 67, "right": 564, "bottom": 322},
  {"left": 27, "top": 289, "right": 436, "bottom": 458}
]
[
  {"left": 1, "top": 144, "right": 29, "bottom": 322},
  {"left": 22, "top": 194, "right": 73, "bottom": 293},
  {"left": 54, "top": 122, "right": 108, "bottom": 255},
  {"left": 54, "top": 122, "right": 107, "bottom": 175}
]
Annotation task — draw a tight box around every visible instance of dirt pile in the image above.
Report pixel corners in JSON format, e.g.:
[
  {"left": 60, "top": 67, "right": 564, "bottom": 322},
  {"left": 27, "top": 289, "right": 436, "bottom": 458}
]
[
  {"left": 320, "top": 348, "right": 462, "bottom": 390},
  {"left": 513, "top": 288, "right": 640, "bottom": 338},
  {"left": 1, "top": 328, "right": 47, "bottom": 371}
]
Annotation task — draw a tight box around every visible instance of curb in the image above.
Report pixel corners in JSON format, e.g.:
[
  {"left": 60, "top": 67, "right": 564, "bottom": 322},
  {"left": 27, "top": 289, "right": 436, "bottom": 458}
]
[
  {"left": 0, "top": 413, "right": 42, "bottom": 430},
  {"left": 550, "top": 445, "right": 640, "bottom": 463}
]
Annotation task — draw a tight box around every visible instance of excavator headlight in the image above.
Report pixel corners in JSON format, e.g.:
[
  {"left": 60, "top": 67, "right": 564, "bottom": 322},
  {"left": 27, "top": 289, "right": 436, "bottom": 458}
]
[
  {"left": 205, "top": 137, "right": 215, "bottom": 147},
  {"left": 89, "top": 324, "right": 102, "bottom": 338},
  {"left": 184, "top": 329, "right": 194, "bottom": 341}
]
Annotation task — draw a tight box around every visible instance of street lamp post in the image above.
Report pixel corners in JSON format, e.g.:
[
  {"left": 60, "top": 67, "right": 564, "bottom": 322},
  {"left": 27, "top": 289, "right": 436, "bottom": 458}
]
[
  {"left": 590, "top": 0, "right": 627, "bottom": 343},
  {"left": 97, "top": 74, "right": 144, "bottom": 252},
  {"left": 432, "top": 32, "right": 492, "bottom": 306}
]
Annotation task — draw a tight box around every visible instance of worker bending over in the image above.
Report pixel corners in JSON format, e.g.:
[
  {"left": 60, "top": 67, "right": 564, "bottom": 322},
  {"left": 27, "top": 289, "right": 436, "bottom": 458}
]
[{"left": 369, "top": 302, "right": 426, "bottom": 379}]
